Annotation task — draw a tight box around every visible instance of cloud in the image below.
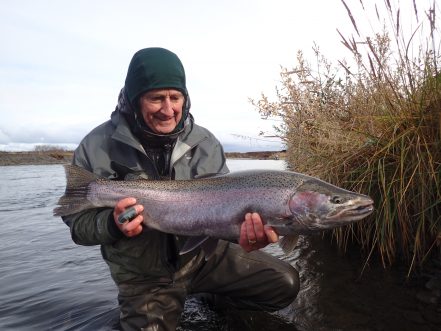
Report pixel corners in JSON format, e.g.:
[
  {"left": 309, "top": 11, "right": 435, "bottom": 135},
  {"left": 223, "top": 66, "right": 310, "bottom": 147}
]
[
  {"left": 1, "top": 121, "right": 73, "bottom": 145},
  {"left": 0, "top": 0, "right": 370, "bottom": 152},
  {"left": 0, "top": 128, "right": 11, "bottom": 144}
]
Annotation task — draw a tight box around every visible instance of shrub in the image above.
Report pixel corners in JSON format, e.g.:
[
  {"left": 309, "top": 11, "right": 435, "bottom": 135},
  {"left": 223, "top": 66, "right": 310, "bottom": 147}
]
[
  {"left": 252, "top": 0, "right": 441, "bottom": 273},
  {"left": 34, "top": 144, "right": 68, "bottom": 152}
]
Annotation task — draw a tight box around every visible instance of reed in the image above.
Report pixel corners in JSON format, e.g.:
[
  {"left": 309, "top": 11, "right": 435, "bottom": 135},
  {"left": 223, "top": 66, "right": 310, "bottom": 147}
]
[{"left": 252, "top": 0, "right": 441, "bottom": 272}]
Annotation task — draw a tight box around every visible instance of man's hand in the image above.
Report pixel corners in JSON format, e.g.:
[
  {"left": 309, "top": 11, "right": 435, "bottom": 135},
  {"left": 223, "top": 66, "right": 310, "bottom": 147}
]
[
  {"left": 113, "top": 197, "right": 144, "bottom": 237},
  {"left": 239, "top": 212, "right": 278, "bottom": 252}
]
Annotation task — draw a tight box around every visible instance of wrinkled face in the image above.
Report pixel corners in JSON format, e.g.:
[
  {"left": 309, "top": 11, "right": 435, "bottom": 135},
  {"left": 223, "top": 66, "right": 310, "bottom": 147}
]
[{"left": 139, "top": 89, "right": 185, "bottom": 134}]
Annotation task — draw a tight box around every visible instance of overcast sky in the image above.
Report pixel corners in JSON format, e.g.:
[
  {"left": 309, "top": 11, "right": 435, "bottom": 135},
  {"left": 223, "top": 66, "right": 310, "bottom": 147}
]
[{"left": 0, "top": 0, "right": 432, "bottom": 151}]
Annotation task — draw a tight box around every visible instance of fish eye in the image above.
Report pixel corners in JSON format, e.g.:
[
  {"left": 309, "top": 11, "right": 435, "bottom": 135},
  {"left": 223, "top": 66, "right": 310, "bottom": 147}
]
[{"left": 331, "top": 196, "right": 344, "bottom": 204}]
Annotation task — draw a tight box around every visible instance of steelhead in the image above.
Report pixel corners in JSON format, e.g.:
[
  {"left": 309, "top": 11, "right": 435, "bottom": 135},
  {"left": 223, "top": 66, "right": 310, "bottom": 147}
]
[{"left": 54, "top": 165, "right": 374, "bottom": 255}]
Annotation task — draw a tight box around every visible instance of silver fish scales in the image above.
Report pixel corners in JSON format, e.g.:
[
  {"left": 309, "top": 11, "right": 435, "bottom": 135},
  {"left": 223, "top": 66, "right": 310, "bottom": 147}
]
[{"left": 54, "top": 165, "right": 374, "bottom": 255}]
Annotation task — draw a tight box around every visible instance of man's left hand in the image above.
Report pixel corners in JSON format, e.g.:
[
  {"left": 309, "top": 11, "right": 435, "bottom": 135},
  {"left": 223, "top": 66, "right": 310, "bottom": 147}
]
[{"left": 239, "top": 212, "right": 279, "bottom": 252}]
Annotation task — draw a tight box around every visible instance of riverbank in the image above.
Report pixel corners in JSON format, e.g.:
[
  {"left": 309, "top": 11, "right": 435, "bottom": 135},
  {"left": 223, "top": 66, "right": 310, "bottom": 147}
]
[
  {"left": 0, "top": 150, "right": 286, "bottom": 166},
  {"left": 0, "top": 151, "right": 73, "bottom": 166}
]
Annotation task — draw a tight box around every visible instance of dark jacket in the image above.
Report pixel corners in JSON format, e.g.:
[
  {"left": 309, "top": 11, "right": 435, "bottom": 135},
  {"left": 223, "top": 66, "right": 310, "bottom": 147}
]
[{"left": 63, "top": 109, "right": 229, "bottom": 284}]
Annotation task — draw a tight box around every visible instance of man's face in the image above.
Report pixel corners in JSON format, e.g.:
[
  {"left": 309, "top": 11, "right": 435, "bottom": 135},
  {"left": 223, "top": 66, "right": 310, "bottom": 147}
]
[{"left": 139, "top": 89, "right": 185, "bottom": 134}]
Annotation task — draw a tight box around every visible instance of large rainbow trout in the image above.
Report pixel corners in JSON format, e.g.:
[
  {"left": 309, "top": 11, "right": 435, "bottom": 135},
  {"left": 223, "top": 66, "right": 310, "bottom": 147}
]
[{"left": 54, "top": 165, "right": 374, "bottom": 255}]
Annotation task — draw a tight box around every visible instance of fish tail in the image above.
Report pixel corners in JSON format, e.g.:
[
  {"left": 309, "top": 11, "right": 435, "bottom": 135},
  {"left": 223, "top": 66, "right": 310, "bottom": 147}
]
[{"left": 53, "top": 165, "right": 97, "bottom": 217}]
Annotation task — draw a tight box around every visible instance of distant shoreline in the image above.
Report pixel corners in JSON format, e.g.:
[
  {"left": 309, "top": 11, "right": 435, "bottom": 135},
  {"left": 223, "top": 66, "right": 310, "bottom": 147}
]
[
  {"left": 0, "top": 150, "right": 286, "bottom": 166},
  {"left": 0, "top": 151, "right": 73, "bottom": 166}
]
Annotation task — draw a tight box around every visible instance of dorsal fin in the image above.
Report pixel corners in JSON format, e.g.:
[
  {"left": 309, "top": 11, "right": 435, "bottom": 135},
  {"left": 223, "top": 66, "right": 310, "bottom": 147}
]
[
  {"left": 124, "top": 173, "right": 145, "bottom": 181},
  {"left": 193, "top": 173, "right": 223, "bottom": 179},
  {"left": 64, "top": 164, "right": 98, "bottom": 190}
]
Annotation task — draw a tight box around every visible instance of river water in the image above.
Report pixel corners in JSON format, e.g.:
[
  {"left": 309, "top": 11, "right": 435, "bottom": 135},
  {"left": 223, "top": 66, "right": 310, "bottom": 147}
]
[{"left": 0, "top": 161, "right": 440, "bottom": 330}]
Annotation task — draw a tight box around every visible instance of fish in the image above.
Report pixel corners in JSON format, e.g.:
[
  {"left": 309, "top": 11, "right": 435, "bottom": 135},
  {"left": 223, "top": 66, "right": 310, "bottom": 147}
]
[{"left": 54, "top": 165, "right": 374, "bottom": 256}]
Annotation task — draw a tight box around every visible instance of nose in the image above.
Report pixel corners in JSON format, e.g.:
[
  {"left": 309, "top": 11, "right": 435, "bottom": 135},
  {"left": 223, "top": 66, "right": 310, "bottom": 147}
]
[{"left": 161, "top": 97, "right": 174, "bottom": 116}]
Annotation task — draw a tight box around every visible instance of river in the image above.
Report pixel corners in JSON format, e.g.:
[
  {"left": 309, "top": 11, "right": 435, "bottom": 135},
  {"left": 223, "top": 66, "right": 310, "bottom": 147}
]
[{"left": 0, "top": 161, "right": 439, "bottom": 330}]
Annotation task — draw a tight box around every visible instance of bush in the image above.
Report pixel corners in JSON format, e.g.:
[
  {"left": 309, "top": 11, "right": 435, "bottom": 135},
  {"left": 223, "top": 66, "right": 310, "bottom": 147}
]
[
  {"left": 252, "top": 0, "right": 441, "bottom": 273},
  {"left": 33, "top": 145, "right": 68, "bottom": 152}
]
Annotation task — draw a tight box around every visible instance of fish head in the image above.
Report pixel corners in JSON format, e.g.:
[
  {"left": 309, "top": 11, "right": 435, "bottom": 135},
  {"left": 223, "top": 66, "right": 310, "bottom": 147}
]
[{"left": 283, "top": 178, "right": 374, "bottom": 232}]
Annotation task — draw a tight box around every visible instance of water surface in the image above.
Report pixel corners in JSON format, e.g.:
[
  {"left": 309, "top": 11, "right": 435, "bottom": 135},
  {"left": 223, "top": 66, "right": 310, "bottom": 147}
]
[{"left": 0, "top": 162, "right": 439, "bottom": 330}]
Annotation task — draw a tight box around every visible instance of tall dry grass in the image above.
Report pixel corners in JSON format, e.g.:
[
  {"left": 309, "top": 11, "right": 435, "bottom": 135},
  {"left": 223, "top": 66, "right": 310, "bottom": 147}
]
[{"left": 252, "top": 0, "right": 441, "bottom": 273}]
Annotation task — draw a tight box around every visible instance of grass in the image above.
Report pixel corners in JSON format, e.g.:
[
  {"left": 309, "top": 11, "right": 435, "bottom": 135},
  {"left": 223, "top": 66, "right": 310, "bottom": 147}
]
[{"left": 252, "top": 0, "right": 441, "bottom": 273}]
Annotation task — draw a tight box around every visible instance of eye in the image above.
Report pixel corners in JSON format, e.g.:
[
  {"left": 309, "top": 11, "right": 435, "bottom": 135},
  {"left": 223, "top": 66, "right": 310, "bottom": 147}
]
[
  {"left": 145, "top": 96, "right": 163, "bottom": 104},
  {"left": 331, "top": 196, "right": 344, "bottom": 204},
  {"left": 170, "top": 95, "right": 184, "bottom": 103}
]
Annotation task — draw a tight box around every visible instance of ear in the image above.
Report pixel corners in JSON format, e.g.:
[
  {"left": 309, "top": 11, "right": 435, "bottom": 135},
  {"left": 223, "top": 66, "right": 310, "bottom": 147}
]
[{"left": 185, "top": 93, "right": 191, "bottom": 110}]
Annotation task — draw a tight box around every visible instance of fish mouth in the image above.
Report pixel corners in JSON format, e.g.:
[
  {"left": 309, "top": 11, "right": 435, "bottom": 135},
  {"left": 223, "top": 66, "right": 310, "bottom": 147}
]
[{"left": 327, "top": 200, "right": 374, "bottom": 221}]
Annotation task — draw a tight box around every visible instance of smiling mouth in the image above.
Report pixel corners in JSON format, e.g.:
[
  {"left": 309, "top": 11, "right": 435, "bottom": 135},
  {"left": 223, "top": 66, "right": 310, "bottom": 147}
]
[{"left": 155, "top": 116, "right": 174, "bottom": 121}]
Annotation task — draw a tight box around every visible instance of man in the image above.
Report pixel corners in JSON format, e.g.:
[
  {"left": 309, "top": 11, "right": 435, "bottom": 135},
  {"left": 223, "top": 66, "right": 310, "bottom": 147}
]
[{"left": 62, "top": 47, "right": 299, "bottom": 331}]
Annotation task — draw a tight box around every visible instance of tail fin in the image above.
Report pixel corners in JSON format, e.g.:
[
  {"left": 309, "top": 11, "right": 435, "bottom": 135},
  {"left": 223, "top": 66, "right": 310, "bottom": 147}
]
[{"left": 53, "top": 165, "right": 98, "bottom": 216}]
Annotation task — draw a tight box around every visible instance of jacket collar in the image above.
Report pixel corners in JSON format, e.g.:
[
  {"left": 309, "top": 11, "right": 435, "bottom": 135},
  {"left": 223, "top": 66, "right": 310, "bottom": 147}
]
[
  {"left": 110, "top": 110, "right": 146, "bottom": 155},
  {"left": 110, "top": 110, "right": 209, "bottom": 167}
]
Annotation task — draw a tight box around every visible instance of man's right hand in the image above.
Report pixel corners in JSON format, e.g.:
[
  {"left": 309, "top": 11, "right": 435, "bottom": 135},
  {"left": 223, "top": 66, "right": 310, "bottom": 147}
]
[{"left": 113, "top": 197, "right": 144, "bottom": 237}]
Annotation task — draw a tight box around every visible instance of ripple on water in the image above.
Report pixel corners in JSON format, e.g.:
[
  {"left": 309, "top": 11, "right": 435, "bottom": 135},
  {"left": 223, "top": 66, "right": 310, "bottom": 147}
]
[{"left": 1, "top": 163, "right": 440, "bottom": 331}]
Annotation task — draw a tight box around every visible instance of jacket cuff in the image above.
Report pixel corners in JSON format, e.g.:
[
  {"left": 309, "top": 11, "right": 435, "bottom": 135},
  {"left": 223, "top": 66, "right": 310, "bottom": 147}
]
[{"left": 106, "top": 211, "right": 124, "bottom": 240}]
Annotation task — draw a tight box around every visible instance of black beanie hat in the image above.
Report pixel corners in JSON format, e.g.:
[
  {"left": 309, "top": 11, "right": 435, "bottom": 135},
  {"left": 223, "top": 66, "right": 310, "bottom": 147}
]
[
  {"left": 123, "top": 47, "right": 191, "bottom": 139},
  {"left": 125, "top": 47, "right": 188, "bottom": 105}
]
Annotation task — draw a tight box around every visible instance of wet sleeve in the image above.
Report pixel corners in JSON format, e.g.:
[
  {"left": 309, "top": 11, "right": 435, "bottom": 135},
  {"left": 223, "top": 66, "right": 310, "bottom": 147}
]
[{"left": 62, "top": 208, "right": 123, "bottom": 245}]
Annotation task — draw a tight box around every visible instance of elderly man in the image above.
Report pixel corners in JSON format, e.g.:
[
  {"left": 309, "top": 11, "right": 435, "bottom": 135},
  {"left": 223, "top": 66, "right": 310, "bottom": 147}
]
[{"left": 62, "top": 47, "right": 299, "bottom": 331}]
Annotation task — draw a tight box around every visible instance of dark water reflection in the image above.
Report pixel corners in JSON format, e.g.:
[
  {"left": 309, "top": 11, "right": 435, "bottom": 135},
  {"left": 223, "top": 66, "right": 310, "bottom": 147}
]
[{"left": 0, "top": 163, "right": 439, "bottom": 330}]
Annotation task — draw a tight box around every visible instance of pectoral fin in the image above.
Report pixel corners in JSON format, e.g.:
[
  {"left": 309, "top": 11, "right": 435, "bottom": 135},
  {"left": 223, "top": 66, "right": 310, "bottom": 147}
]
[{"left": 279, "top": 235, "right": 299, "bottom": 254}]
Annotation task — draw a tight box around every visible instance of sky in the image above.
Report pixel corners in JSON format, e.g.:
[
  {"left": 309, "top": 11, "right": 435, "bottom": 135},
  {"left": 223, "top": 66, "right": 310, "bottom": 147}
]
[{"left": 0, "top": 0, "right": 434, "bottom": 152}]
